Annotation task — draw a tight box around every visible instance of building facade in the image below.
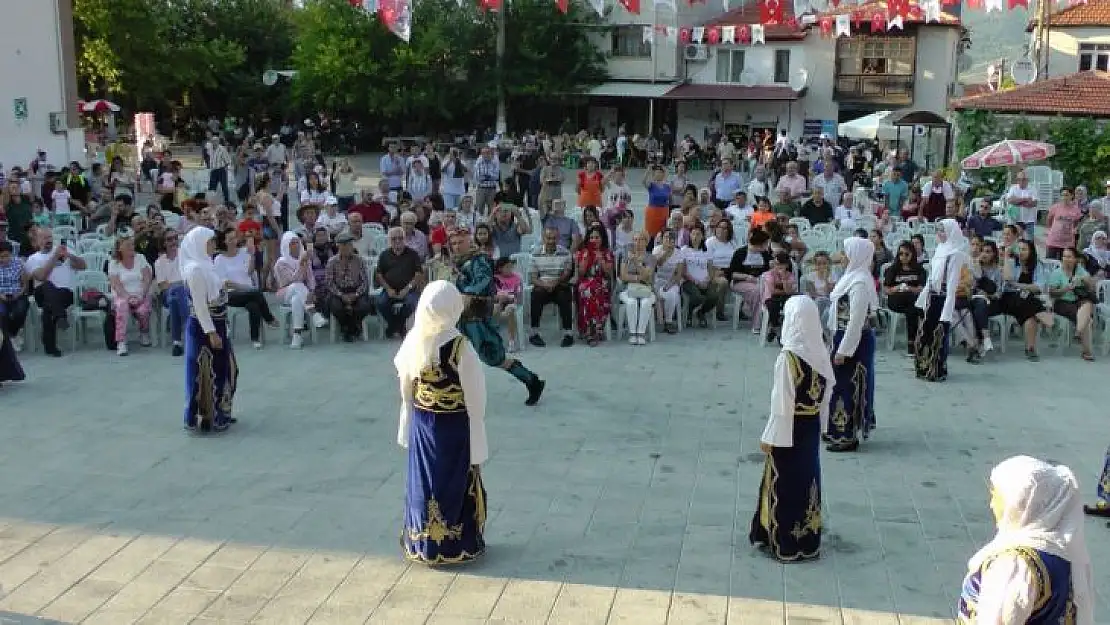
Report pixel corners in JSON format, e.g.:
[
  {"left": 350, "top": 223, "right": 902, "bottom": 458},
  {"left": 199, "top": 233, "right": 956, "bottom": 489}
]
[
  {"left": 1028, "top": 0, "right": 1110, "bottom": 77},
  {"left": 0, "top": 0, "right": 83, "bottom": 170}
]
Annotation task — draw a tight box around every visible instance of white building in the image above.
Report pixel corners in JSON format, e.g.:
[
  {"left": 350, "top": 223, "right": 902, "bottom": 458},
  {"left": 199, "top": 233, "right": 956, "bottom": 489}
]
[
  {"left": 585, "top": 0, "right": 963, "bottom": 148},
  {"left": 1028, "top": 0, "right": 1110, "bottom": 77},
  {"left": 0, "top": 0, "right": 84, "bottom": 171}
]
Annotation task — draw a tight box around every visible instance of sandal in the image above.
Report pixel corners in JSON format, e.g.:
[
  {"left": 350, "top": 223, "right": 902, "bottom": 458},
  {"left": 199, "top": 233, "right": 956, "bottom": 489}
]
[{"left": 1082, "top": 351, "right": 1095, "bottom": 362}]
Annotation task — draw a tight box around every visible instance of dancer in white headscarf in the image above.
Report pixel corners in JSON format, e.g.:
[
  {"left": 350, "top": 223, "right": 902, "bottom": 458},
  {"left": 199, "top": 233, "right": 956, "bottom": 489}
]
[
  {"left": 824, "top": 236, "right": 878, "bottom": 452},
  {"left": 179, "top": 226, "right": 238, "bottom": 433},
  {"left": 395, "top": 280, "right": 489, "bottom": 564},
  {"left": 958, "top": 455, "right": 1094, "bottom": 625},
  {"left": 914, "top": 218, "right": 970, "bottom": 381},
  {"left": 750, "top": 295, "right": 834, "bottom": 562}
]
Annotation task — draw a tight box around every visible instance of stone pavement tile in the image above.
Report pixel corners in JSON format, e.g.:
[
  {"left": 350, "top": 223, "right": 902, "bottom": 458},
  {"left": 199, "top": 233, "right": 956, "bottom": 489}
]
[
  {"left": 89, "top": 534, "right": 180, "bottom": 584},
  {"left": 898, "top": 617, "right": 956, "bottom": 625},
  {"left": 159, "top": 538, "right": 222, "bottom": 566},
  {"left": 181, "top": 564, "right": 248, "bottom": 593},
  {"left": 95, "top": 559, "right": 199, "bottom": 615},
  {"left": 727, "top": 597, "right": 785, "bottom": 624},
  {"left": 619, "top": 556, "right": 677, "bottom": 591},
  {"left": 371, "top": 566, "right": 453, "bottom": 615},
  {"left": 430, "top": 574, "right": 507, "bottom": 619},
  {"left": 81, "top": 607, "right": 144, "bottom": 625},
  {"left": 149, "top": 585, "right": 221, "bottom": 618},
  {"left": 785, "top": 602, "right": 843, "bottom": 624},
  {"left": 0, "top": 528, "right": 93, "bottom": 596},
  {"left": 35, "top": 578, "right": 123, "bottom": 623},
  {"left": 666, "top": 591, "right": 727, "bottom": 625},
  {"left": 426, "top": 616, "right": 487, "bottom": 625},
  {"left": 841, "top": 607, "right": 901, "bottom": 625},
  {"left": 0, "top": 533, "right": 131, "bottom": 614},
  {"left": 605, "top": 588, "right": 669, "bottom": 625},
  {"left": 487, "top": 579, "right": 561, "bottom": 622},
  {"left": 544, "top": 582, "right": 614, "bottom": 625},
  {"left": 204, "top": 544, "right": 267, "bottom": 570},
  {"left": 248, "top": 598, "right": 320, "bottom": 625},
  {"left": 305, "top": 602, "right": 374, "bottom": 624},
  {"left": 196, "top": 592, "right": 270, "bottom": 621},
  {"left": 784, "top": 561, "right": 841, "bottom": 607},
  {"left": 321, "top": 557, "right": 408, "bottom": 608}
]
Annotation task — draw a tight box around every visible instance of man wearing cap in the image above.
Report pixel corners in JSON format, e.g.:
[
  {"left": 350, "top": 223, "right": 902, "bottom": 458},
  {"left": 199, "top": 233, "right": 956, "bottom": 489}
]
[
  {"left": 326, "top": 233, "right": 372, "bottom": 341},
  {"left": 451, "top": 228, "right": 546, "bottom": 406}
]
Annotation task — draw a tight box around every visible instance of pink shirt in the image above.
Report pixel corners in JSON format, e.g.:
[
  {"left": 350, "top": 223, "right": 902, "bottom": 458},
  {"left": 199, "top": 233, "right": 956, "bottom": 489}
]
[
  {"left": 1046, "top": 202, "right": 1083, "bottom": 249},
  {"left": 495, "top": 272, "right": 522, "bottom": 300},
  {"left": 774, "top": 174, "right": 808, "bottom": 201}
]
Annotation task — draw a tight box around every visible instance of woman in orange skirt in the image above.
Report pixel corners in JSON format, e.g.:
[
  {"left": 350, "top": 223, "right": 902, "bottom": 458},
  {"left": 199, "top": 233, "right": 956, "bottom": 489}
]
[
  {"left": 643, "top": 165, "right": 672, "bottom": 237},
  {"left": 576, "top": 158, "right": 604, "bottom": 208}
]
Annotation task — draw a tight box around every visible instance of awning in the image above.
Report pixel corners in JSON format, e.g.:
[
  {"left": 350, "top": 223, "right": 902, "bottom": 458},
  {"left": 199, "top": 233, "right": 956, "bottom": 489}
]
[
  {"left": 585, "top": 82, "right": 677, "bottom": 98},
  {"left": 661, "top": 84, "right": 801, "bottom": 101}
]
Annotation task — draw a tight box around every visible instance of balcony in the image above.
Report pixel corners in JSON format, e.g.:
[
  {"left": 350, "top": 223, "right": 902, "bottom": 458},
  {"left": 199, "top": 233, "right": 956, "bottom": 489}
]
[{"left": 834, "top": 74, "right": 915, "bottom": 106}]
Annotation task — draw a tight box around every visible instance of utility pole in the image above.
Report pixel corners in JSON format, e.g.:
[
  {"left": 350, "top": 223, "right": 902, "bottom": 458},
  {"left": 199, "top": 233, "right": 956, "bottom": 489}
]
[
  {"left": 1036, "top": 0, "right": 1051, "bottom": 80},
  {"left": 495, "top": 6, "right": 507, "bottom": 135}
]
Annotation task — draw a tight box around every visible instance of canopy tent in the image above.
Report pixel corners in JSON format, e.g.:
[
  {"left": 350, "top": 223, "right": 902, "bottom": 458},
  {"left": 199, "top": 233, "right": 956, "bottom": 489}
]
[{"left": 837, "top": 110, "right": 899, "bottom": 141}]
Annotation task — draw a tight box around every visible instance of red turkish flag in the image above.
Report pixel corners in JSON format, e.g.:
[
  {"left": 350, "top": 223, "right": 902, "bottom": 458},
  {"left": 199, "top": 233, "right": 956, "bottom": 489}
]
[
  {"left": 907, "top": 5, "right": 922, "bottom": 19},
  {"left": 831, "top": 0, "right": 840, "bottom": 6},
  {"left": 679, "top": 27, "right": 692, "bottom": 43},
  {"left": 378, "top": 0, "right": 411, "bottom": 41},
  {"left": 706, "top": 26, "right": 721, "bottom": 44},
  {"left": 619, "top": 0, "right": 641, "bottom": 13},
  {"left": 1008, "top": 0, "right": 1028, "bottom": 7},
  {"left": 851, "top": 10, "right": 864, "bottom": 27},
  {"left": 555, "top": 0, "right": 568, "bottom": 11},
  {"left": 760, "top": 0, "right": 784, "bottom": 25},
  {"left": 888, "top": 0, "right": 909, "bottom": 18},
  {"left": 787, "top": 15, "right": 799, "bottom": 28},
  {"left": 870, "top": 11, "right": 886, "bottom": 30},
  {"left": 964, "top": 0, "right": 982, "bottom": 8},
  {"left": 818, "top": 16, "right": 833, "bottom": 36},
  {"left": 478, "top": 0, "right": 501, "bottom": 10},
  {"left": 738, "top": 24, "right": 751, "bottom": 43}
]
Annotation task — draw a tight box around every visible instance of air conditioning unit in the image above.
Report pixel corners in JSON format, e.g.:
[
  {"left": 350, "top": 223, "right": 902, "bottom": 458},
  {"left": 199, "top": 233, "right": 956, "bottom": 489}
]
[
  {"left": 683, "top": 44, "right": 708, "bottom": 62},
  {"left": 49, "top": 112, "right": 67, "bottom": 134}
]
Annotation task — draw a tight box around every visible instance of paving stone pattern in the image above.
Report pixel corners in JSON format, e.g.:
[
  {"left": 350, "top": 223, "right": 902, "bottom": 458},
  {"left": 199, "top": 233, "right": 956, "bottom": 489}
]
[{"left": 1, "top": 153, "right": 1105, "bottom": 624}]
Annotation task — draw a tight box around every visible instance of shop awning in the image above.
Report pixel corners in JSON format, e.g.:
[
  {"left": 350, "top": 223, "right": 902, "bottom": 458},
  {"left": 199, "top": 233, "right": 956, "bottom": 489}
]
[
  {"left": 661, "top": 84, "right": 801, "bottom": 101},
  {"left": 585, "top": 82, "right": 678, "bottom": 98}
]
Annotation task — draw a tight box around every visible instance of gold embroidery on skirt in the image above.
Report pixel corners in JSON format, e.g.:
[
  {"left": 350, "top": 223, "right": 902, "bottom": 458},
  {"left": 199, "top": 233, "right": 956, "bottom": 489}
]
[
  {"left": 220, "top": 348, "right": 237, "bottom": 415},
  {"left": 195, "top": 346, "right": 215, "bottom": 423},
  {"left": 759, "top": 457, "right": 773, "bottom": 534},
  {"left": 407, "top": 499, "right": 464, "bottom": 545},
  {"left": 469, "top": 466, "right": 487, "bottom": 531},
  {"left": 790, "top": 481, "right": 822, "bottom": 539}
]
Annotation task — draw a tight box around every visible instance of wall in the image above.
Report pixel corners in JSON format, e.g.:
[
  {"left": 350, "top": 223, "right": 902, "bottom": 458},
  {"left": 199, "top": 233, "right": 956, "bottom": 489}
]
[
  {"left": 0, "top": 0, "right": 83, "bottom": 170},
  {"left": 912, "top": 26, "right": 960, "bottom": 114},
  {"left": 1047, "top": 27, "right": 1110, "bottom": 77}
]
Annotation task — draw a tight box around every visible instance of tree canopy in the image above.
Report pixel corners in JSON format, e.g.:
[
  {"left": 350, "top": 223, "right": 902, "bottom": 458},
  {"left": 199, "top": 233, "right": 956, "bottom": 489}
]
[{"left": 74, "top": 0, "right": 607, "bottom": 129}]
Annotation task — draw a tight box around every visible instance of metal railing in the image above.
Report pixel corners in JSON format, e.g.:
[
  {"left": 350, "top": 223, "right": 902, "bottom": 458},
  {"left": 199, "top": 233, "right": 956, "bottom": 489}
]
[{"left": 833, "top": 73, "right": 915, "bottom": 103}]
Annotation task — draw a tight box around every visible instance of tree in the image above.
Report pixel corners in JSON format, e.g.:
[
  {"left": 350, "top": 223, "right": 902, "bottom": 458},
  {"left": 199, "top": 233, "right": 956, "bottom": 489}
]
[{"left": 1047, "top": 118, "right": 1110, "bottom": 191}]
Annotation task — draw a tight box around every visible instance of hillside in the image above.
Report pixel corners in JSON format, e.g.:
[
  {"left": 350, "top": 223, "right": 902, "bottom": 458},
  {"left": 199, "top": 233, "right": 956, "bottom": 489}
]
[{"left": 961, "top": 7, "right": 1032, "bottom": 81}]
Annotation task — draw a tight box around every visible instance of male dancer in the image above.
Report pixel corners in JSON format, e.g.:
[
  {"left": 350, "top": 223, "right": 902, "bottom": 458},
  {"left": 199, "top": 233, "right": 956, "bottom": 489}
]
[{"left": 449, "top": 228, "right": 545, "bottom": 405}]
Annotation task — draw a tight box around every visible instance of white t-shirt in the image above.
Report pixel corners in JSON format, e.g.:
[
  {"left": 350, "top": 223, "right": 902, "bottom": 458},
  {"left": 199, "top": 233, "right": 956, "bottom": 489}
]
[
  {"left": 108, "top": 255, "right": 151, "bottom": 297},
  {"left": 159, "top": 172, "right": 175, "bottom": 191},
  {"left": 605, "top": 183, "right": 632, "bottom": 209},
  {"left": 315, "top": 211, "right": 348, "bottom": 234},
  {"left": 682, "top": 247, "right": 712, "bottom": 283},
  {"left": 300, "top": 189, "right": 331, "bottom": 206},
  {"left": 835, "top": 206, "right": 857, "bottom": 229},
  {"left": 706, "top": 236, "right": 739, "bottom": 269},
  {"left": 1005, "top": 184, "right": 1038, "bottom": 223},
  {"left": 25, "top": 250, "right": 78, "bottom": 290},
  {"left": 52, "top": 189, "right": 72, "bottom": 214},
  {"left": 154, "top": 255, "right": 182, "bottom": 284},
  {"left": 747, "top": 179, "right": 768, "bottom": 200},
  {"left": 213, "top": 249, "right": 254, "bottom": 289},
  {"left": 726, "top": 205, "right": 753, "bottom": 224}
]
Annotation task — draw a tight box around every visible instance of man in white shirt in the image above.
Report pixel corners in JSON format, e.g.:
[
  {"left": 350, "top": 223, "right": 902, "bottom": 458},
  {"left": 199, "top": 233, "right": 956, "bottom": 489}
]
[
  {"left": 725, "top": 191, "right": 753, "bottom": 223},
  {"left": 711, "top": 158, "right": 743, "bottom": 209},
  {"left": 1004, "top": 169, "right": 1039, "bottom": 239},
  {"left": 747, "top": 164, "right": 769, "bottom": 201},
  {"left": 813, "top": 164, "right": 847, "bottom": 212},
  {"left": 265, "top": 135, "right": 287, "bottom": 166},
  {"left": 24, "top": 228, "right": 87, "bottom": 356}
]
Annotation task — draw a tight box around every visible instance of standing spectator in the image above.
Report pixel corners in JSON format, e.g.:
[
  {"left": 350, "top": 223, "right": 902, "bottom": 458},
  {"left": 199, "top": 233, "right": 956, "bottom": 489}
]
[
  {"left": 919, "top": 170, "right": 954, "bottom": 223},
  {"left": 375, "top": 226, "right": 423, "bottom": 338},
  {"left": 774, "top": 161, "right": 807, "bottom": 204},
  {"left": 440, "top": 148, "right": 467, "bottom": 210},
  {"left": 332, "top": 158, "right": 358, "bottom": 212},
  {"left": 643, "top": 166, "right": 672, "bottom": 238},
  {"left": 379, "top": 144, "right": 406, "bottom": 197},
  {"left": 473, "top": 146, "right": 501, "bottom": 217},
  {"left": 1044, "top": 188, "right": 1083, "bottom": 260},
  {"left": 881, "top": 167, "right": 909, "bottom": 220},
  {"left": 710, "top": 158, "right": 743, "bottom": 209},
  {"left": 537, "top": 154, "right": 564, "bottom": 220},
  {"left": 576, "top": 158, "right": 604, "bottom": 208},
  {"left": 406, "top": 159, "right": 432, "bottom": 203},
  {"left": 1004, "top": 170, "right": 1039, "bottom": 239}
]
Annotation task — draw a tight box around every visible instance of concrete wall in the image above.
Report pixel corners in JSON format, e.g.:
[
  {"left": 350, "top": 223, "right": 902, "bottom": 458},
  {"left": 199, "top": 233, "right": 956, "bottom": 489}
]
[
  {"left": 0, "top": 0, "right": 83, "bottom": 170},
  {"left": 912, "top": 27, "right": 961, "bottom": 115},
  {"left": 1047, "top": 27, "right": 1110, "bottom": 77}
]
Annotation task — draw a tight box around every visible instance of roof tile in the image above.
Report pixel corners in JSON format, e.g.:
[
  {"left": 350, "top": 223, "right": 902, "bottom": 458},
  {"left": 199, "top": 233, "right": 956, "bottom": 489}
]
[
  {"left": 1039, "top": 0, "right": 1110, "bottom": 27},
  {"left": 952, "top": 71, "right": 1110, "bottom": 116}
]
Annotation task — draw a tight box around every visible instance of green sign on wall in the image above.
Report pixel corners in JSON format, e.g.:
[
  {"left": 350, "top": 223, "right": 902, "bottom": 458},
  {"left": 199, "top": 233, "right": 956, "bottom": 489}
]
[{"left": 13, "top": 98, "right": 28, "bottom": 121}]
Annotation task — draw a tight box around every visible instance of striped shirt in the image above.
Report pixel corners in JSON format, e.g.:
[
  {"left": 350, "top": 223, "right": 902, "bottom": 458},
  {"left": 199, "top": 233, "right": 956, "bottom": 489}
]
[
  {"left": 530, "top": 246, "right": 572, "bottom": 283},
  {"left": 474, "top": 157, "right": 501, "bottom": 189},
  {"left": 0, "top": 257, "right": 24, "bottom": 295}
]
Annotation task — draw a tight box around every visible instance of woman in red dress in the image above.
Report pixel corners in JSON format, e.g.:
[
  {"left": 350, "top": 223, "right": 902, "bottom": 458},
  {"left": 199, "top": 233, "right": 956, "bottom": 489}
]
[{"left": 574, "top": 224, "right": 615, "bottom": 346}]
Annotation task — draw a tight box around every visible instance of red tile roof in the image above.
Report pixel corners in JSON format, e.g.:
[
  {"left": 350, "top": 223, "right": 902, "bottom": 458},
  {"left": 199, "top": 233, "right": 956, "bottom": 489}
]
[
  {"left": 661, "top": 84, "right": 801, "bottom": 100},
  {"left": 952, "top": 71, "right": 1110, "bottom": 117},
  {"left": 703, "top": 3, "right": 807, "bottom": 41},
  {"left": 819, "top": 0, "right": 961, "bottom": 26},
  {"left": 1028, "top": 0, "right": 1110, "bottom": 29}
]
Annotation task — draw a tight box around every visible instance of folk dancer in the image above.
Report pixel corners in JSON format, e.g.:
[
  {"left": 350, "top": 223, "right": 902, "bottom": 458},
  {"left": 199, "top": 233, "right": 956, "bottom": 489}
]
[
  {"left": 915, "top": 219, "right": 972, "bottom": 382},
  {"left": 180, "top": 227, "right": 238, "bottom": 433},
  {"left": 449, "top": 229, "right": 546, "bottom": 405},
  {"left": 1083, "top": 446, "right": 1110, "bottom": 519},
  {"left": 750, "top": 296, "right": 834, "bottom": 562},
  {"left": 958, "top": 456, "right": 1094, "bottom": 625},
  {"left": 824, "top": 237, "right": 878, "bottom": 452},
  {"left": 396, "top": 281, "right": 489, "bottom": 564}
]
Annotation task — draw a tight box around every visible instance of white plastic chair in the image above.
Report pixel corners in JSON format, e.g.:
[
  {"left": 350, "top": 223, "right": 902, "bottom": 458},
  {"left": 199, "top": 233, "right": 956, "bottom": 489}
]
[
  {"left": 53, "top": 225, "right": 78, "bottom": 243},
  {"left": 74, "top": 272, "right": 110, "bottom": 347},
  {"left": 789, "top": 217, "right": 812, "bottom": 233},
  {"left": 82, "top": 252, "right": 112, "bottom": 274}
]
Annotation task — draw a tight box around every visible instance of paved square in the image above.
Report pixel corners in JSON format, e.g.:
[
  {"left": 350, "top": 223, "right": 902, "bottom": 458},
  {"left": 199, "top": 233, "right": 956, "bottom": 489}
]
[{"left": 1, "top": 319, "right": 1107, "bottom": 624}]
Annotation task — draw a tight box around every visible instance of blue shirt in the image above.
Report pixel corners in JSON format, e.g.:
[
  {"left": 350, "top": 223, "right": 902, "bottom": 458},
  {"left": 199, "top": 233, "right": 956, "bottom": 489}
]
[
  {"left": 967, "top": 214, "right": 1003, "bottom": 238},
  {"left": 882, "top": 180, "right": 909, "bottom": 216},
  {"left": 647, "top": 182, "right": 671, "bottom": 207}
]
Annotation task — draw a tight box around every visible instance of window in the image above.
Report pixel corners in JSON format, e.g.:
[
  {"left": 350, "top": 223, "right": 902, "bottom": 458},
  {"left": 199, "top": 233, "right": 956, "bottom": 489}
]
[
  {"left": 611, "top": 25, "right": 652, "bottom": 58},
  {"left": 1079, "top": 43, "right": 1110, "bottom": 71},
  {"left": 835, "top": 36, "right": 915, "bottom": 75},
  {"left": 773, "top": 50, "right": 791, "bottom": 83},
  {"left": 715, "top": 49, "right": 746, "bottom": 83}
]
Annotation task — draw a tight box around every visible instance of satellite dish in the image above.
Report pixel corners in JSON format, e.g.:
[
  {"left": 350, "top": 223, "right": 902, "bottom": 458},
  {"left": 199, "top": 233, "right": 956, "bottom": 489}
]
[
  {"left": 1011, "top": 58, "right": 1037, "bottom": 85},
  {"left": 739, "top": 69, "right": 757, "bottom": 87},
  {"left": 790, "top": 68, "right": 810, "bottom": 91},
  {"left": 262, "top": 70, "right": 279, "bottom": 86}
]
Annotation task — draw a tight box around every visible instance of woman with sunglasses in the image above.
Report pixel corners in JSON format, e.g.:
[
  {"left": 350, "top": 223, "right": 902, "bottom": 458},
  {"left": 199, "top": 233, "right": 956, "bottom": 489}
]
[{"left": 882, "top": 242, "right": 926, "bottom": 356}]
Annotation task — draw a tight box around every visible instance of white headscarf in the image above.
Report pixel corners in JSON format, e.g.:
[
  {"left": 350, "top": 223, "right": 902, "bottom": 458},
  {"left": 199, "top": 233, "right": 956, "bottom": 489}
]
[
  {"left": 276, "top": 231, "right": 300, "bottom": 271},
  {"left": 178, "top": 226, "right": 221, "bottom": 301},
  {"left": 970, "top": 455, "right": 1094, "bottom": 625},
  {"left": 826, "top": 236, "right": 877, "bottom": 330},
  {"left": 1083, "top": 230, "right": 1110, "bottom": 268},
  {"left": 781, "top": 296, "right": 835, "bottom": 420},
  {"left": 925, "top": 218, "right": 969, "bottom": 290},
  {"left": 393, "top": 280, "right": 464, "bottom": 379}
]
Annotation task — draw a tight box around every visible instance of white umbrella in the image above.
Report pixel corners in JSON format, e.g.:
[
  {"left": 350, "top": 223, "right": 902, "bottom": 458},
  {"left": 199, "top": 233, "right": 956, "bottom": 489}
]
[{"left": 837, "top": 110, "right": 898, "bottom": 141}]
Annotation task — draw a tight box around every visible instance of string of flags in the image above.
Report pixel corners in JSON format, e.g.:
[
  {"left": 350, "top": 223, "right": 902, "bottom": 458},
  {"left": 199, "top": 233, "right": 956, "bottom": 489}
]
[{"left": 341, "top": 0, "right": 1084, "bottom": 43}]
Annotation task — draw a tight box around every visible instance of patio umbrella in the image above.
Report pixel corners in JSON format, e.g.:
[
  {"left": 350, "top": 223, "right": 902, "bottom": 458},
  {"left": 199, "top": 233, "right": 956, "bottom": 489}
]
[
  {"left": 960, "top": 139, "right": 1055, "bottom": 170},
  {"left": 78, "top": 99, "right": 121, "bottom": 114}
]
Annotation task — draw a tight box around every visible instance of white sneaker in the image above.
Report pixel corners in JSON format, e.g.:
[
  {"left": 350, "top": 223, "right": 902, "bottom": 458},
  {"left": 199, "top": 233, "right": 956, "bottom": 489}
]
[
  {"left": 11, "top": 335, "right": 23, "bottom": 352},
  {"left": 290, "top": 333, "right": 303, "bottom": 349},
  {"left": 139, "top": 332, "right": 152, "bottom": 347},
  {"left": 636, "top": 336, "right": 647, "bottom": 345},
  {"left": 252, "top": 341, "right": 263, "bottom": 350},
  {"left": 117, "top": 342, "right": 129, "bottom": 356},
  {"left": 312, "top": 312, "right": 328, "bottom": 328},
  {"left": 983, "top": 336, "right": 994, "bottom": 352}
]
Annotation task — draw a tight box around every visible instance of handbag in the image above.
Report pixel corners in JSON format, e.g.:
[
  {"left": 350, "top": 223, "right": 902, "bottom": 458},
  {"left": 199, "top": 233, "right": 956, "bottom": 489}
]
[{"left": 625, "top": 282, "right": 653, "bottom": 299}]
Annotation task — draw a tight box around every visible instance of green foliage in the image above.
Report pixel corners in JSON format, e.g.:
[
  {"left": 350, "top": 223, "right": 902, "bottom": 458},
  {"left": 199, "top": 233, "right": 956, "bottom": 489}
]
[
  {"left": 954, "top": 110, "right": 1000, "bottom": 160},
  {"left": 1010, "top": 118, "right": 1039, "bottom": 141},
  {"left": 1046, "top": 118, "right": 1110, "bottom": 190}
]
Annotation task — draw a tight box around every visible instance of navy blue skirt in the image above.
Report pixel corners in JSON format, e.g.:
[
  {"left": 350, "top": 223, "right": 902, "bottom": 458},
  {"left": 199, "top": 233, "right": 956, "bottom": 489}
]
[
  {"left": 826, "top": 327, "right": 876, "bottom": 444},
  {"left": 183, "top": 308, "right": 238, "bottom": 431},
  {"left": 0, "top": 333, "right": 25, "bottom": 384},
  {"left": 402, "top": 407, "right": 486, "bottom": 565},
  {"left": 750, "top": 415, "right": 823, "bottom": 561}
]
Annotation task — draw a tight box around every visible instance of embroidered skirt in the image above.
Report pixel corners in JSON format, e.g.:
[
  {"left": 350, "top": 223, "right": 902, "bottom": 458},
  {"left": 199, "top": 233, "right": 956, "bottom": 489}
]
[
  {"left": 825, "top": 327, "right": 876, "bottom": 444},
  {"left": 749, "top": 415, "right": 822, "bottom": 561},
  {"left": 915, "top": 294, "right": 950, "bottom": 382},
  {"left": 0, "top": 332, "right": 25, "bottom": 384},
  {"left": 402, "top": 406, "right": 487, "bottom": 565},
  {"left": 183, "top": 307, "right": 238, "bottom": 431},
  {"left": 1097, "top": 445, "right": 1110, "bottom": 505}
]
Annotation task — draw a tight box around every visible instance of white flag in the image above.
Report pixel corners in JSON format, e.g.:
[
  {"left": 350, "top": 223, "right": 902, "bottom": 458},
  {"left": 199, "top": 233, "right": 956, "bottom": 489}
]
[
  {"left": 923, "top": 0, "right": 941, "bottom": 21},
  {"left": 887, "top": 15, "right": 903, "bottom": 29},
  {"left": 643, "top": 25, "right": 654, "bottom": 43},
  {"left": 692, "top": 26, "right": 705, "bottom": 42},
  {"left": 835, "top": 14, "right": 851, "bottom": 36},
  {"left": 752, "top": 24, "right": 765, "bottom": 44},
  {"left": 589, "top": 0, "right": 605, "bottom": 16},
  {"left": 722, "top": 25, "right": 736, "bottom": 43},
  {"left": 985, "top": 0, "right": 1003, "bottom": 11}
]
